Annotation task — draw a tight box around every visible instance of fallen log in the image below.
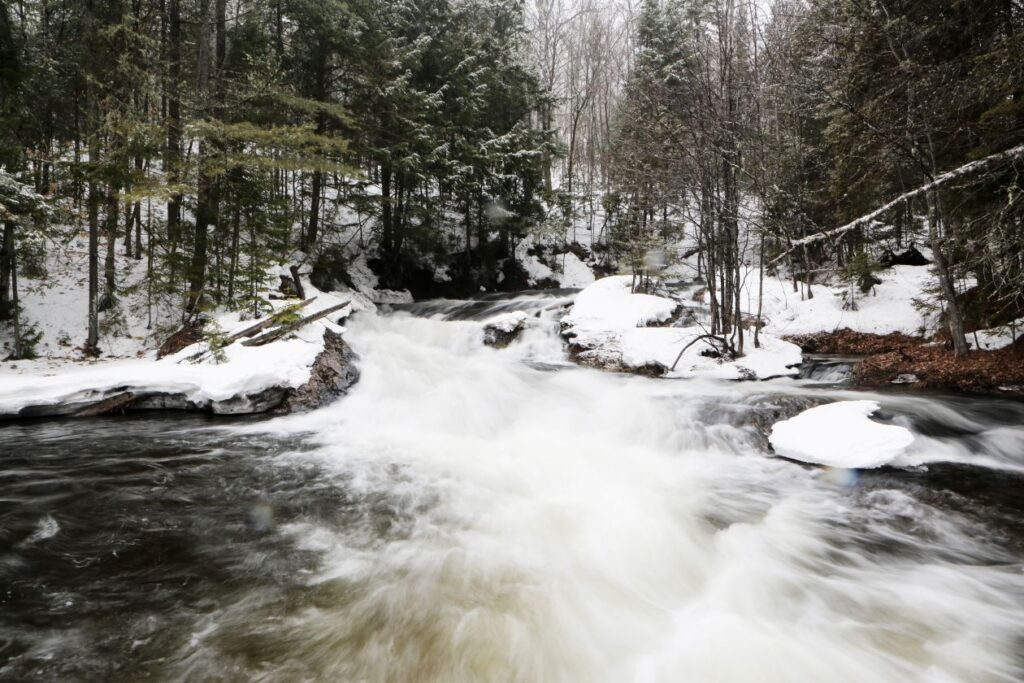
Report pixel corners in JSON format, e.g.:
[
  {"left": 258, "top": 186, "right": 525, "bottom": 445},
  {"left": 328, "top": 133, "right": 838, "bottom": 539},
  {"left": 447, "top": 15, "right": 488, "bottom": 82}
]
[
  {"left": 241, "top": 301, "right": 350, "bottom": 347},
  {"left": 182, "top": 297, "right": 318, "bottom": 363},
  {"left": 73, "top": 391, "right": 138, "bottom": 417},
  {"left": 770, "top": 142, "right": 1024, "bottom": 264},
  {"left": 227, "top": 297, "right": 317, "bottom": 342}
]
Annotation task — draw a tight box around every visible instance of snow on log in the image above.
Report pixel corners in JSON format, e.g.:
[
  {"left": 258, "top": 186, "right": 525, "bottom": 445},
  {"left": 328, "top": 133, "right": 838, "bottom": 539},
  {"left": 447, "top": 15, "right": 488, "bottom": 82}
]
[
  {"left": 768, "top": 400, "right": 915, "bottom": 469},
  {"left": 241, "top": 300, "right": 350, "bottom": 347}
]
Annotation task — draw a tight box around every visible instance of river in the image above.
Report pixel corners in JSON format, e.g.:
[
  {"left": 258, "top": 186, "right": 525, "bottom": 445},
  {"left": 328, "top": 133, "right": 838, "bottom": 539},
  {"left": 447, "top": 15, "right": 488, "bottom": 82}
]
[{"left": 2, "top": 292, "right": 1023, "bottom": 681}]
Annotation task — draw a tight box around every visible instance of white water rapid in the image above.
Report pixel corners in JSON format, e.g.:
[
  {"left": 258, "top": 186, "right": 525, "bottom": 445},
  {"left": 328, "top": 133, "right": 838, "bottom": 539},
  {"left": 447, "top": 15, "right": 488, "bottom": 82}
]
[{"left": 180, "top": 295, "right": 1024, "bottom": 682}]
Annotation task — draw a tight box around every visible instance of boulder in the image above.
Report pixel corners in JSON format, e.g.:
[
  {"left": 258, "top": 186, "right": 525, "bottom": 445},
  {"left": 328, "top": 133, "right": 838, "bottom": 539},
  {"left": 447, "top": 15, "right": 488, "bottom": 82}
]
[
  {"left": 483, "top": 312, "right": 528, "bottom": 348},
  {"left": 276, "top": 329, "right": 360, "bottom": 413},
  {"left": 880, "top": 245, "right": 931, "bottom": 267}
]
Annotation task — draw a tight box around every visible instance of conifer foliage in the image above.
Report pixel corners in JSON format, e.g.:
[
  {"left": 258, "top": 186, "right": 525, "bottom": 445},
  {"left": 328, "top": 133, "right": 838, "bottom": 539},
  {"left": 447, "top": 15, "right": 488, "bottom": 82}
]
[{"left": 0, "top": 0, "right": 550, "bottom": 355}]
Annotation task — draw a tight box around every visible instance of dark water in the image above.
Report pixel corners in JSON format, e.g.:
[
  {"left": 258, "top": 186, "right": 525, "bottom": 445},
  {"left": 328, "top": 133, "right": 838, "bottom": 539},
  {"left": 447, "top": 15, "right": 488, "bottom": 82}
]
[{"left": 0, "top": 415, "right": 409, "bottom": 680}]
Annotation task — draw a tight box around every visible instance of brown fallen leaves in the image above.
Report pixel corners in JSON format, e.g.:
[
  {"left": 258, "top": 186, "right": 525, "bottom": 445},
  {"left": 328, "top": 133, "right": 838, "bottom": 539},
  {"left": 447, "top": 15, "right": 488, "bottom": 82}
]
[
  {"left": 785, "top": 329, "right": 921, "bottom": 355},
  {"left": 854, "top": 342, "right": 1024, "bottom": 396},
  {"left": 786, "top": 328, "right": 1024, "bottom": 397}
]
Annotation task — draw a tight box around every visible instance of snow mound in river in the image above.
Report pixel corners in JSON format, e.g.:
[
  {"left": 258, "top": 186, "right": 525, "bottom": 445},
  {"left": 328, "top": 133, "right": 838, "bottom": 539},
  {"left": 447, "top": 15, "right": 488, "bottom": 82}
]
[{"left": 769, "top": 400, "right": 915, "bottom": 468}]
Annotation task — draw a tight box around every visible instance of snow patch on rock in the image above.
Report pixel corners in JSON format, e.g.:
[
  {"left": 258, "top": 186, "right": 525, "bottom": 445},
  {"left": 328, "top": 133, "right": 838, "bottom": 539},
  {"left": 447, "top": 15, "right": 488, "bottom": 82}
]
[
  {"left": 562, "top": 275, "right": 677, "bottom": 329},
  {"left": 769, "top": 400, "right": 915, "bottom": 469},
  {"left": 343, "top": 254, "right": 413, "bottom": 305},
  {"left": 484, "top": 311, "right": 529, "bottom": 334}
]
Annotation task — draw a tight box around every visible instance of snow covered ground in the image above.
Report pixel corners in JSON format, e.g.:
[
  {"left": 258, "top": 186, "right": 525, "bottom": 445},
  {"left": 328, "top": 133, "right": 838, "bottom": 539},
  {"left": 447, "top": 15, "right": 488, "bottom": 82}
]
[
  {"left": 562, "top": 275, "right": 803, "bottom": 380},
  {"left": 5, "top": 234, "right": 164, "bottom": 359},
  {"left": 0, "top": 292, "right": 354, "bottom": 418},
  {"left": 769, "top": 400, "right": 916, "bottom": 469},
  {"left": 972, "top": 317, "right": 1023, "bottom": 351},
  {"left": 750, "top": 265, "right": 936, "bottom": 337}
]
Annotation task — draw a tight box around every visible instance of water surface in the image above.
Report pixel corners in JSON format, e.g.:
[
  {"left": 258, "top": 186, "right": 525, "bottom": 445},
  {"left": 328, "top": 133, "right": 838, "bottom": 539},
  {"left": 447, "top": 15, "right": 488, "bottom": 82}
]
[{"left": 2, "top": 294, "right": 1023, "bottom": 681}]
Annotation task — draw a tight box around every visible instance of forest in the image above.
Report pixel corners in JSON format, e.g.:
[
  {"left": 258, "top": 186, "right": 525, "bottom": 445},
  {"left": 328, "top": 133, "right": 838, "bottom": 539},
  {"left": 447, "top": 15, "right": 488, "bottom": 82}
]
[{"left": 0, "top": 0, "right": 1021, "bottom": 362}]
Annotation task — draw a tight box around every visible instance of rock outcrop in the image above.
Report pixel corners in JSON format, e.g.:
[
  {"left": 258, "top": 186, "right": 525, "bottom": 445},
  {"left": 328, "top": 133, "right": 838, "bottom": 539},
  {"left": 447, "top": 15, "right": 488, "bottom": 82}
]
[
  {"left": 4, "top": 329, "right": 359, "bottom": 420},
  {"left": 483, "top": 312, "right": 528, "bottom": 348},
  {"left": 276, "top": 329, "right": 360, "bottom": 412}
]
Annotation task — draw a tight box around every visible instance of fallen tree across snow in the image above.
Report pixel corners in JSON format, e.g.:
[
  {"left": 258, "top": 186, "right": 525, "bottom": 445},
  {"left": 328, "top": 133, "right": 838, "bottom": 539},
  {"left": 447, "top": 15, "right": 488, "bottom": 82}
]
[{"left": 771, "top": 142, "right": 1024, "bottom": 263}]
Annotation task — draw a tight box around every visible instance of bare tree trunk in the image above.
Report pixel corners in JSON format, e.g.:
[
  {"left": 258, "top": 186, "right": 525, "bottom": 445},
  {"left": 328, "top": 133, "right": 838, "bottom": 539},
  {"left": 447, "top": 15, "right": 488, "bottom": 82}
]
[
  {"left": 305, "top": 169, "right": 322, "bottom": 252},
  {"left": 0, "top": 220, "right": 12, "bottom": 319},
  {"left": 227, "top": 203, "right": 240, "bottom": 301},
  {"left": 929, "top": 192, "right": 969, "bottom": 356},
  {"left": 187, "top": 0, "right": 215, "bottom": 316},
  {"left": 165, "top": 0, "right": 182, "bottom": 252},
  {"left": 87, "top": 174, "right": 100, "bottom": 353},
  {"left": 754, "top": 233, "right": 765, "bottom": 348},
  {"left": 103, "top": 185, "right": 119, "bottom": 307},
  {"left": 9, "top": 230, "right": 22, "bottom": 359}
]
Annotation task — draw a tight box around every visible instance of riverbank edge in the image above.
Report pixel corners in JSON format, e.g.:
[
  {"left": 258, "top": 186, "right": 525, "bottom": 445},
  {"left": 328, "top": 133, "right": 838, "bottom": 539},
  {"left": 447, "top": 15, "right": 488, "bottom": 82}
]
[
  {"left": 0, "top": 329, "right": 360, "bottom": 421},
  {"left": 786, "top": 329, "right": 1024, "bottom": 399}
]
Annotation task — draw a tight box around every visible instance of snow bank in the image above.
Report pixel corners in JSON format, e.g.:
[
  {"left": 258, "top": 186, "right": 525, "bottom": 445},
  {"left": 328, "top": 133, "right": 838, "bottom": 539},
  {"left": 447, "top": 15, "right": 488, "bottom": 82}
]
[
  {"left": 0, "top": 298, "right": 352, "bottom": 417},
  {"left": 558, "top": 252, "right": 596, "bottom": 289},
  {"left": 563, "top": 276, "right": 802, "bottom": 380},
  {"left": 563, "top": 275, "right": 677, "bottom": 329},
  {"left": 616, "top": 327, "right": 801, "bottom": 380},
  {"left": 769, "top": 400, "right": 915, "bottom": 468},
  {"left": 972, "top": 318, "right": 1023, "bottom": 351},
  {"left": 746, "top": 265, "right": 934, "bottom": 337}
]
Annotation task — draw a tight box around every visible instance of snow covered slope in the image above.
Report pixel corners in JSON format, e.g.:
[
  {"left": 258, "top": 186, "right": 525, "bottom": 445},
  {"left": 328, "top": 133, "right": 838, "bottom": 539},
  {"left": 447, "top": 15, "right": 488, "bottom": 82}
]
[
  {"left": 746, "top": 265, "right": 935, "bottom": 337},
  {"left": 0, "top": 296, "right": 353, "bottom": 418},
  {"left": 562, "top": 276, "right": 802, "bottom": 380}
]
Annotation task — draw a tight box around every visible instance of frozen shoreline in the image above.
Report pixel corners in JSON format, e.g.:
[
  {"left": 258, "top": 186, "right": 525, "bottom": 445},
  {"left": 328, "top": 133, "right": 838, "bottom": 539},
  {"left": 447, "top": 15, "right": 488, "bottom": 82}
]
[{"left": 0, "top": 294, "right": 358, "bottom": 420}]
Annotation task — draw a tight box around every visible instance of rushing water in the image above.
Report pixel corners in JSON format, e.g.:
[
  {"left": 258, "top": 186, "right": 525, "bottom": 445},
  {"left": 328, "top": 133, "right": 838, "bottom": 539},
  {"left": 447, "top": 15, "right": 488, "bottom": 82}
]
[{"left": 2, "top": 292, "right": 1024, "bottom": 681}]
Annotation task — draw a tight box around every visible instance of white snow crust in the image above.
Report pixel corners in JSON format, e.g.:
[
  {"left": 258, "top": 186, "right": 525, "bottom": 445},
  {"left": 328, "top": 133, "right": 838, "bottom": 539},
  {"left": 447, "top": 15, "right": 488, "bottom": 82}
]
[{"left": 769, "top": 400, "right": 915, "bottom": 468}]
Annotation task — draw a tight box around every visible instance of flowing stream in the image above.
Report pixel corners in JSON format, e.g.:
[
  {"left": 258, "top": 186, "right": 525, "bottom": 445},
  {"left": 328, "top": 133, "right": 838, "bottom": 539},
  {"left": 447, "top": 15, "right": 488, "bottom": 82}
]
[{"left": 2, "top": 291, "right": 1024, "bottom": 681}]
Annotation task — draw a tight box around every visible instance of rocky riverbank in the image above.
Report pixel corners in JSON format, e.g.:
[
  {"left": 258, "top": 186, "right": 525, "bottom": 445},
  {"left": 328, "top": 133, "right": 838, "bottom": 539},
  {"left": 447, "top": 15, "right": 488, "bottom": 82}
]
[
  {"left": 787, "top": 328, "right": 1024, "bottom": 398},
  {"left": 0, "top": 289, "right": 361, "bottom": 421}
]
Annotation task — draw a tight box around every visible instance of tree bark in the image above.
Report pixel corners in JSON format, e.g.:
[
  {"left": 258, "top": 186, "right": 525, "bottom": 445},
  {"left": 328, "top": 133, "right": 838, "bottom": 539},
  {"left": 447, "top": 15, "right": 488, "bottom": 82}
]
[
  {"left": 103, "top": 185, "right": 119, "bottom": 306},
  {"left": 0, "top": 220, "right": 12, "bottom": 319},
  {"left": 305, "top": 169, "right": 322, "bottom": 252},
  {"left": 165, "top": 0, "right": 182, "bottom": 250},
  {"left": 929, "top": 193, "right": 969, "bottom": 356},
  {"left": 9, "top": 229, "right": 21, "bottom": 359},
  {"left": 87, "top": 175, "right": 100, "bottom": 353}
]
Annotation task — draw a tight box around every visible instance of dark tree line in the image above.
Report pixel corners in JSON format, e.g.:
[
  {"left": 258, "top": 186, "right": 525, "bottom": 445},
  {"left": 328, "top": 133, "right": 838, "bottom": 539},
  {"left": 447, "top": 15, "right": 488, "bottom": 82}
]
[
  {"left": 602, "top": 0, "right": 1024, "bottom": 357},
  {"left": 0, "top": 0, "right": 552, "bottom": 356}
]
